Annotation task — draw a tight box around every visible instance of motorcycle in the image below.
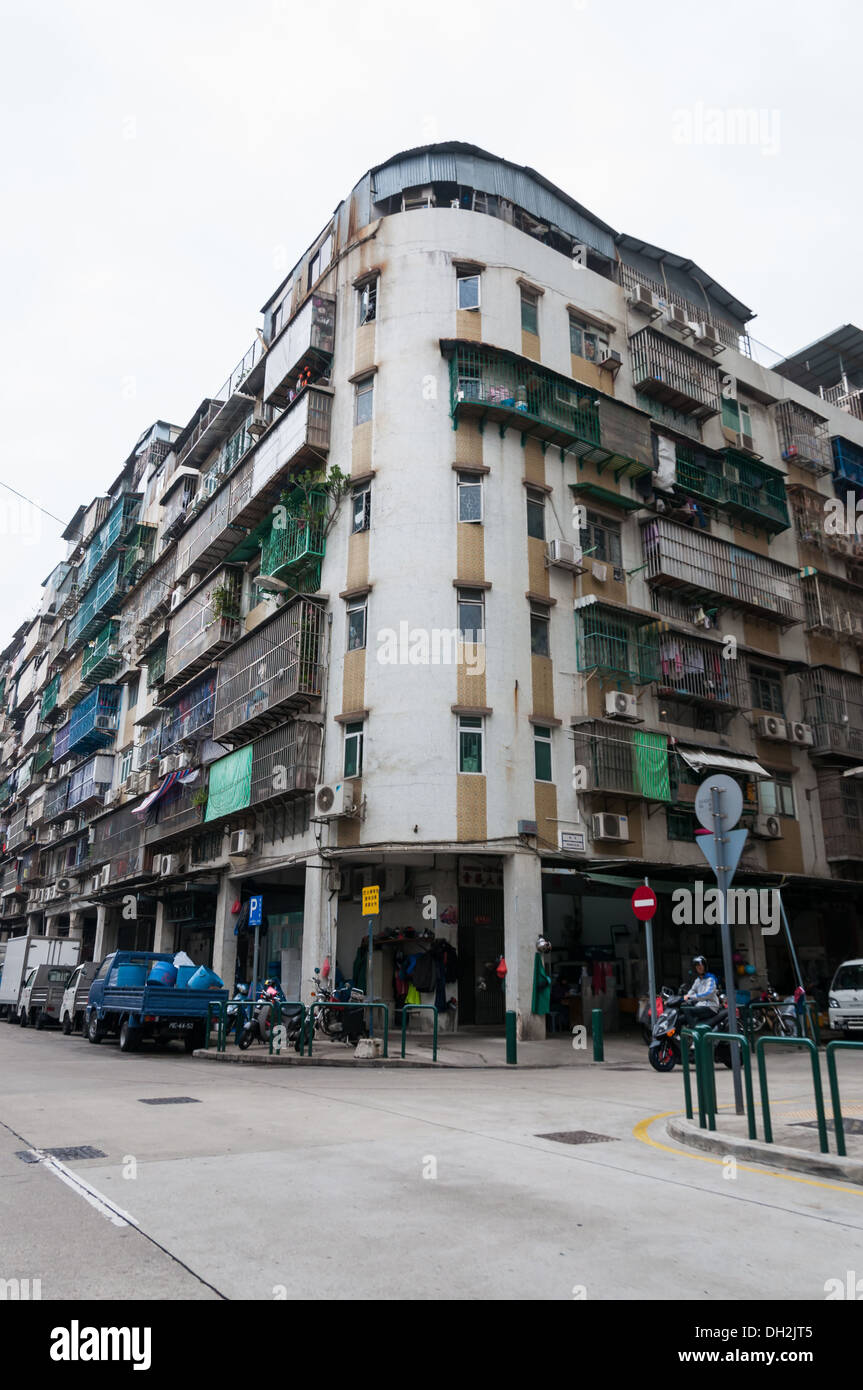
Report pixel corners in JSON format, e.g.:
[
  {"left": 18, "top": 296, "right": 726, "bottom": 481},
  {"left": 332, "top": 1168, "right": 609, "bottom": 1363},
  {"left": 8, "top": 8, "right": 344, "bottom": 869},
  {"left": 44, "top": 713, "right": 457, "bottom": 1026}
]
[
  {"left": 238, "top": 988, "right": 304, "bottom": 1052},
  {"left": 309, "top": 969, "right": 366, "bottom": 1045},
  {"left": 758, "top": 982, "right": 798, "bottom": 1037},
  {"left": 648, "top": 987, "right": 733, "bottom": 1072}
]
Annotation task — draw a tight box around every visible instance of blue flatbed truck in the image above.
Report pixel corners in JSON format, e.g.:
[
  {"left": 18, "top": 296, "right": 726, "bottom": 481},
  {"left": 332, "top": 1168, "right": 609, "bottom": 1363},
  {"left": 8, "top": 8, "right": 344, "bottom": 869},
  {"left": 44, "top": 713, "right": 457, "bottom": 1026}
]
[{"left": 85, "top": 951, "right": 227, "bottom": 1053}]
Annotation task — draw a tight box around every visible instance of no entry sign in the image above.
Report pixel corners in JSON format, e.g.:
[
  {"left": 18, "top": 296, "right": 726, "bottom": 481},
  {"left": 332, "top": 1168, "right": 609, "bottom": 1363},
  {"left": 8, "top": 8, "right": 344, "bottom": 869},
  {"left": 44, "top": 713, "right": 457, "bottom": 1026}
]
[{"left": 631, "top": 886, "right": 657, "bottom": 921}]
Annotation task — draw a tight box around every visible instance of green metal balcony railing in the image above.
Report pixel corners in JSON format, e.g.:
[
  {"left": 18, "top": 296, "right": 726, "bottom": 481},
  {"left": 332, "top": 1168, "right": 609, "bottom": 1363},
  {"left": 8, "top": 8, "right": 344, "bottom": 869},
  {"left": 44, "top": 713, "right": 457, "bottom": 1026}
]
[
  {"left": 445, "top": 344, "right": 614, "bottom": 462},
  {"left": 39, "top": 672, "right": 61, "bottom": 721},
  {"left": 575, "top": 603, "right": 659, "bottom": 684},
  {"left": 33, "top": 738, "right": 54, "bottom": 773},
  {"left": 78, "top": 494, "right": 140, "bottom": 588},
  {"left": 81, "top": 620, "right": 122, "bottom": 685},
  {"left": 259, "top": 493, "right": 327, "bottom": 585},
  {"left": 121, "top": 524, "right": 157, "bottom": 585},
  {"left": 571, "top": 720, "right": 672, "bottom": 801},
  {"left": 67, "top": 556, "right": 126, "bottom": 648},
  {"left": 146, "top": 642, "right": 167, "bottom": 690},
  {"left": 674, "top": 448, "right": 789, "bottom": 533}
]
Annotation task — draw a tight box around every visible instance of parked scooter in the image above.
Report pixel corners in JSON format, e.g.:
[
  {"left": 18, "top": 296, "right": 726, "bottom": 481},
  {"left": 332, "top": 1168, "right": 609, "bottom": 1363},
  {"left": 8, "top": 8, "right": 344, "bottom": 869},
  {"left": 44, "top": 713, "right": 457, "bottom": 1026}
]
[
  {"left": 648, "top": 987, "right": 733, "bottom": 1072},
  {"left": 758, "top": 982, "right": 798, "bottom": 1036},
  {"left": 238, "top": 986, "right": 304, "bottom": 1051},
  {"left": 309, "top": 968, "right": 366, "bottom": 1045}
]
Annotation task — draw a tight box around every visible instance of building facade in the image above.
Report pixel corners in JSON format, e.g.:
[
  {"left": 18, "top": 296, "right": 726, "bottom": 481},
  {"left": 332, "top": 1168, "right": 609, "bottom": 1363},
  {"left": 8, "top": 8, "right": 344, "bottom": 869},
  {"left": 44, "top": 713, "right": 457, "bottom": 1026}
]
[{"left": 2, "top": 142, "right": 863, "bottom": 1036}]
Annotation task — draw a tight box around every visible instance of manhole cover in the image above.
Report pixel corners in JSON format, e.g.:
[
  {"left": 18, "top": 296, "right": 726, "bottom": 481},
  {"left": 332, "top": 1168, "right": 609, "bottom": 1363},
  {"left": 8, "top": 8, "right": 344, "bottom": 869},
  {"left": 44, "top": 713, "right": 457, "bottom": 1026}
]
[
  {"left": 16, "top": 1146, "right": 106, "bottom": 1163},
  {"left": 138, "top": 1096, "right": 200, "bottom": 1105},
  {"left": 536, "top": 1131, "right": 618, "bottom": 1145},
  {"left": 795, "top": 1118, "right": 863, "bottom": 1136}
]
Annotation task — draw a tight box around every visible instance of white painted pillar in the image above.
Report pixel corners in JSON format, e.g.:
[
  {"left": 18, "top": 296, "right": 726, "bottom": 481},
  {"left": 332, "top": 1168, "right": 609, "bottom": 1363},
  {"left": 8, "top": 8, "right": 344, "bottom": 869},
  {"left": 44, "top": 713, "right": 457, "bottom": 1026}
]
[
  {"left": 502, "top": 851, "right": 545, "bottom": 1040},
  {"left": 211, "top": 869, "right": 239, "bottom": 990}
]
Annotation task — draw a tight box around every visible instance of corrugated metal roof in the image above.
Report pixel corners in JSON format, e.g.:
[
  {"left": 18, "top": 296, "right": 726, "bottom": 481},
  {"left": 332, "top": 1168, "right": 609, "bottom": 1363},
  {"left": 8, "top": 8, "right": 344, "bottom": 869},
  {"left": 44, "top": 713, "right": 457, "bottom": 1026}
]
[{"left": 773, "top": 324, "right": 863, "bottom": 392}]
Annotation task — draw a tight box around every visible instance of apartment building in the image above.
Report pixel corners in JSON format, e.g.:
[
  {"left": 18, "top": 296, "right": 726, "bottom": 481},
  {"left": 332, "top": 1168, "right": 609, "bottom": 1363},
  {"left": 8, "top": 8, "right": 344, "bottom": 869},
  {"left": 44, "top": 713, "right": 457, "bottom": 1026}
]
[{"left": 2, "top": 142, "right": 863, "bottom": 1038}]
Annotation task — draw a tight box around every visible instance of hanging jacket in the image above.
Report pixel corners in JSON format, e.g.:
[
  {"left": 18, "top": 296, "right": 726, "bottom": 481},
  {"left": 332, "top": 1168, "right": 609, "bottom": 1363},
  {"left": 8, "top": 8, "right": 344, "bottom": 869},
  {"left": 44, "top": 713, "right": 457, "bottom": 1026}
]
[
  {"left": 409, "top": 951, "right": 436, "bottom": 992},
  {"left": 532, "top": 953, "right": 551, "bottom": 1015}
]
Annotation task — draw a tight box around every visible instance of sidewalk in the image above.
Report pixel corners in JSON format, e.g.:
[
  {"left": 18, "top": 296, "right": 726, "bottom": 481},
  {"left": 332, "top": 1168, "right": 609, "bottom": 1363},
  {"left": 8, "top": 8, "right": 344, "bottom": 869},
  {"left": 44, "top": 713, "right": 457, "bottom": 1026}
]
[{"left": 195, "top": 1024, "right": 589, "bottom": 1068}]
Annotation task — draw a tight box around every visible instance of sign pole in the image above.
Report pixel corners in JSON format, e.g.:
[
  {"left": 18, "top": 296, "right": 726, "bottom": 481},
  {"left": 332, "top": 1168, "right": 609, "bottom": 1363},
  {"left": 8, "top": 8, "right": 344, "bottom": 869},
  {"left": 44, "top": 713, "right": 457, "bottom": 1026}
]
[
  {"left": 710, "top": 785, "right": 744, "bottom": 1115},
  {"left": 249, "top": 894, "right": 263, "bottom": 999},
  {"left": 361, "top": 885, "right": 380, "bottom": 1039},
  {"left": 642, "top": 878, "right": 657, "bottom": 1035}
]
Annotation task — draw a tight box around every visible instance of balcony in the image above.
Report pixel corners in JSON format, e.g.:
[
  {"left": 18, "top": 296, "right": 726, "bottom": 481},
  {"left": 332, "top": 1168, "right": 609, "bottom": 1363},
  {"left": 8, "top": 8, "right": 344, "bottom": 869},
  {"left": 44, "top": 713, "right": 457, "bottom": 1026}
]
[
  {"left": 574, "top": 600, "right": 658, "bottom": 684},
  {"left": 175, "top": 392, "right": 255, "bottom": 472},
  {"left": 204, "top": 719, "right": 321, "bottom": 821},
  {"left": 159, "top": 675, "right": 216, "bottom": 753},
  {"left": 6, "top": 808, "right": 34, "bottom": 853},
  {"left": 67, "top": 556, "right": 128, "bottom": 648},
  {"left": 78, "top": 494, "right": 141, "bottom": 589},
  {"left": 801, "top": 668, "right": 863, "bottom": 760},
  {"left": 788, "top": 484, "right": 852, "bottom": 559},
  {"left": 43, "top": 778, "right": 70, "bottom": 821},
  {"left": 52, "top": 685, "right": 120, "bottom": 762},
  {"left": 774, "top": 400, "right": 831, "bottom": 477},
  {"left": 40, "top": 672, "right": 62, "bottom": 723},
  {"left": 66, "top": 753, "right": 115, "bottom": 811},
  {"left": 146, "top": 642, "right": 167, "bottom": 690},
  {"left": 121, "top": 524, "right": 157, "bottom": 587},
  {"left": 802, "top": 575, "right": 863, "bottom": 645},
  {"left": 135, "top": 723, "right": 162, "bottom": 769},
  {"left": 721, "top": 451, "right": 789, "bottom": 533},
  {"left": 571, "top": 720, "right": 672, "bottom": 801},
  {"left": 264, "top": 294, "right": 336, "bottom": 407},
  {"left": 817, "top": 771, "right": 863, "bottom": 863},
  {"left": 831, "top": 436, "right": 863, "bottom": 492},
  {"left": 89, "top": 805, "right": 146, "bottom": 881},
  {"left": 81, "top": 620, "right": 122, "bottom": 685},
  {"left": 162, "top": 567, "right": 242, "bottom": 695},
  {"left": 258, "top": 495, "right": 326, "bottom": 588},
  {"left": 212, "top": 599, "right": 324, "bottom": 746},
  {"left": 629, "top": 329, "right": 722, "bottom": 418},
  {"left": 22, "top": 702, "right": 48, "bottom": 749},
  {"left": 0, "top": 864, "right": 25, "bottom": 896},
  {"left": 640, "top": 517, "right": 804, "bottom": 626},
  {"left": 33, "top": 739, "right": 54, "bottom": 775},
  {"left": 653, "top": 629, "right": 747, "bottom": 709},
  {"left": 144, "top": 773, "right": 207, "bottom": 845}
]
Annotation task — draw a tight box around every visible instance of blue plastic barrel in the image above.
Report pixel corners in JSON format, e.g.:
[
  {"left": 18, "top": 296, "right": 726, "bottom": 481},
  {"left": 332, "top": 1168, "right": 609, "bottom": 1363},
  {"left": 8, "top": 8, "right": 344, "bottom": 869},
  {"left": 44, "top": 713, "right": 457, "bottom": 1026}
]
[
  {"left": 148, "top": 960, "right": 177, "bottom": 987},
  {"left": 117, "top": 963, "right": 148, "bottom": 988},
  {"left": 186, "top": 965, "right": 223, "bottom": 991},
  {"left": 175, "top": 965, "right": 196, "bottom": 989}
]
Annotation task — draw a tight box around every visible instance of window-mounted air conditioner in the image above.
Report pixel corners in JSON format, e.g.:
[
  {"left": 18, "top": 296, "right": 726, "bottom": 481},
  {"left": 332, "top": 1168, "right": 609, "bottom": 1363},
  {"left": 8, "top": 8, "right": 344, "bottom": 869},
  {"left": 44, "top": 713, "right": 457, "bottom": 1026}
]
[
  {"left": 694, "top": 322, "right": 723, "bottom": 353},
  {"left": 381, "top": 865, "right": 406, "bottom": 900},
  {"left": 786, "top": 722, "right": 813, "bottom": 746},
  {"left": 664, "top": 304, "right": 693, "bottom": 336},
  {"left": 229, "top": 830, "right": 252, "bottom": 856},
  {"left": 591, "top": 813, "right": 630, "bottom": 843},
  {"left": 628, "top": 284, "right": 659, "bottom": 316},
  {"left": 754, "top": 815, "right": 783, "bottom": 840},
  {"left": 94, "top": 716, "right": 114, "bottom": 731},
  {"left": 735, "top": 431, "right": 757, "bottom": 455},
  {"left": 757, "top": 715, "right": 787, "bottom": 741},
  {"left": 314, "top": 782, "right": 356, "bottom": 819},
  {"left": 598, "top": 350, "right": 623, "bottom": 372},
  {"left": 547, "top": 539, "right": 582, "bottom": 571},
  {"left": 605, "top": 691, "right": 639, "bottom": 721},
  {"left": 247, "top": 416, "right": 267, "bottom": 438}
]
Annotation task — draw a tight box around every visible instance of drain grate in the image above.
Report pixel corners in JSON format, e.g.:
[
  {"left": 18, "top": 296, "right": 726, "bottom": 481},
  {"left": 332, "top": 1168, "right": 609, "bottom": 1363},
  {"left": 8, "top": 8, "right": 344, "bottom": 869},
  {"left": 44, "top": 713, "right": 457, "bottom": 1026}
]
[
  {"left": 536, "top": 1130, "right": 619, "bottom": 1145},
  {"left": 795, "top": 1118, "right": 863, "bottom": 1136},
  {"left": 16, "top": 1146, "right": 106, "bottom": 1163},
  {"left": 138, "top": 1096, "right": 200, "bottom": 1105}
]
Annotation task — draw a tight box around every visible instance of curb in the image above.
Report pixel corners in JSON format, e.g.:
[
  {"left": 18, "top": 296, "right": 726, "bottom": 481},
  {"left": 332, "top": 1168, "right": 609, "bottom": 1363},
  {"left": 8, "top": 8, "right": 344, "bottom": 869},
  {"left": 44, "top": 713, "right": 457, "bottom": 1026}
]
[
  {"left": 667, "top": 1116, "right": 863, "bottom": 1185},
  {"left": 192, "top": 1050, "right": 573, "bottom": 1070}
]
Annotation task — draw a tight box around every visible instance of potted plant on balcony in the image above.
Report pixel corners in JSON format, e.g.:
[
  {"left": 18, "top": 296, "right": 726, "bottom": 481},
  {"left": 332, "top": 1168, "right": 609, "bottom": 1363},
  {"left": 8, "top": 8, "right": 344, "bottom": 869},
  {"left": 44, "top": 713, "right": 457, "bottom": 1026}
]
[{"left": 210, "top": 583, "right": 240, "bottom": 622}]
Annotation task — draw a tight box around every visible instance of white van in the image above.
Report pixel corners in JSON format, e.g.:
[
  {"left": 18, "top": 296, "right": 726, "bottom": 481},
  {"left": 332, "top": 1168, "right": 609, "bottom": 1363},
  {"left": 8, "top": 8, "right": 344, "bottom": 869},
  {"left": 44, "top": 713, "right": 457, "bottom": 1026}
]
[{"left": 828, "top": 959, "right": 863, "bottom": 1036}]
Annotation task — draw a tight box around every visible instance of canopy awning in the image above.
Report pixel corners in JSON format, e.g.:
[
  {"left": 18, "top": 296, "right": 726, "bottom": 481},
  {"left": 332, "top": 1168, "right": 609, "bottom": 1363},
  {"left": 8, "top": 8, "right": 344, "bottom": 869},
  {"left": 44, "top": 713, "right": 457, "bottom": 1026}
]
[
  {"left": 677, "top": 750, "right": 770, "bottom": 779},
  {"left": 843, "top": 766, "right": 863, "bottom": 778}
]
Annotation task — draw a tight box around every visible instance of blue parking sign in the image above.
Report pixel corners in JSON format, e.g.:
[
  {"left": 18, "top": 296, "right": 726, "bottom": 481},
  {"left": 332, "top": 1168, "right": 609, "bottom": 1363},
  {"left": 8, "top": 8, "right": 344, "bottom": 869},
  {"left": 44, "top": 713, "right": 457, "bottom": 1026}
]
[{"left": 249, "top": 895, "right": 263, "bottom": 927}]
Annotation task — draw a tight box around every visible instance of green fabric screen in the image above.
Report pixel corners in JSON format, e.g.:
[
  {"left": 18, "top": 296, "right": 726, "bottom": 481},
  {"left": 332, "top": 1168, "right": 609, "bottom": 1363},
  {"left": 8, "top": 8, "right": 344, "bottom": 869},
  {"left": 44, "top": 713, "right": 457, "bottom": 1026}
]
[
  {"left": 633, "top": 730, "right": 671, "bottom": 801},
  {"left": 205, "top": 744, "right": 253, "bottom": 821}
]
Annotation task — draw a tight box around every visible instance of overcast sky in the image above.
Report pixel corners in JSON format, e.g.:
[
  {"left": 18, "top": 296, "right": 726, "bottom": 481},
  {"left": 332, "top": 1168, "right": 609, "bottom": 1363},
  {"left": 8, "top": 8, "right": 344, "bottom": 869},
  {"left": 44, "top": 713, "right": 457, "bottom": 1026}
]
[{"left": 1, "top": 0, "right": 860, "bottom": 637}]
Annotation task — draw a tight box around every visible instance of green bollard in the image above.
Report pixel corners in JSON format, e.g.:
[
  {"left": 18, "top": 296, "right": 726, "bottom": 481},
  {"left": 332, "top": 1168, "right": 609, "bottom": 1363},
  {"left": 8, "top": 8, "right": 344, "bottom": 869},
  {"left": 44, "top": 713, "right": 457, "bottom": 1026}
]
[
  {"left": 505, "top": 1011, "right": 517, "bottom": 1065},
  {"left": 592, "top": 1008, "right": 604, "bottom": 1062}
]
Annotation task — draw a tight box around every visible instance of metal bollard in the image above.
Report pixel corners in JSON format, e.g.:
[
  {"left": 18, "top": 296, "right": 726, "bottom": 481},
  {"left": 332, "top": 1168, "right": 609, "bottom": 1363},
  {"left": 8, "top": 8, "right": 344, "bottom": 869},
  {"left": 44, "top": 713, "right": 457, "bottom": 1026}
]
[
  {"left": 505, "top": 1010, "right": 517, "bottom": 1065},
  {"left": 592, "top": 1008, "right": 604, "bottom": 1062}
]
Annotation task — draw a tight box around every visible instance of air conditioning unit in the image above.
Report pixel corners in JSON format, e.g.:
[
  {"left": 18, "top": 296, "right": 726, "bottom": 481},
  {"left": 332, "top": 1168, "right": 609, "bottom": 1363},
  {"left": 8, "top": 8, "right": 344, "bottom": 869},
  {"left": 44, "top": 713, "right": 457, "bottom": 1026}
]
[
  {"left": 247, "top": 416, "right": 267, "bottom": 438},
  {"left": 229, "top": 829, "right": 252, "bottom": 856},
  {"left": 380, "top": 865, "right": 406, "bottom": 900},
  {"left": 757, "top": 714, "right": 788, "bottom": 741},
  {"left": 104, "top": 788, "right": 120, "bottom": 806},
  {"left": 598, "top": 350, "right": 622, "bottom": 373},
  {"left": 94, "top": 715, "right": 114, "bottom": 731},
  {"left": 547, "top": 538, "right": 582, "bottom": 571},
  {"left": 787, "top": 722, "right": 814, "bottom": 746},
  {"left": 159, "top": 854, "right": 178, "bottom": 876},
  {"left": 315, "top": 782, "right": 356, "bottom": 819},
  {"left": 694, "top": 322, "right": 723, "bottom": 352},
  {"left": 664, "top": 304, "right": 693, "bottom": 335},
  {"left": 605, "top": 691, "right": 639, "bottom": 721},
  {"left": 44, "top": 885, "right": 57, "bottom": 902},
  {"left": 56, "top": 876, "right": 73, "bottom": 894},
  {"left": 170, "top": 588, "right": 184, "bottom": 610},
  {"left": 735, "top": 431, "right": 757, "bottom": 454},
  {"left": 45, "top": 768, "right": 58, "bottom": 783},
  {"left": 754, "top": 815, "right": 783, "bottom": 840},
  {"left": 158, "top": 757, "right": 175, "bottom": 777},
  {"left": 62, "top": 818, "right": 77, "bottom": 836},
  {"left": 351, "top": 866, "right": 377, "bottom": 901},
  {"left": 591, "top": 813, "right": 630, "bottom": 843},
  {"left": 628, "top": 284, "right": 658, "bottom": 316},
  {"left": 175, "top": 751, "right": 190, "bottom": 770}
]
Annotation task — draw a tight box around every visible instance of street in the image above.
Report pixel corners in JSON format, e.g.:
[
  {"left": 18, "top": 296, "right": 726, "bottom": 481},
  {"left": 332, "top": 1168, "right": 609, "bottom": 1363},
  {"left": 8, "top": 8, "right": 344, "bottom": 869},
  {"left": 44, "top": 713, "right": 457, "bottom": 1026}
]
[{"left": 2, "top": 1026, "right": 862, "bottom": 1301}]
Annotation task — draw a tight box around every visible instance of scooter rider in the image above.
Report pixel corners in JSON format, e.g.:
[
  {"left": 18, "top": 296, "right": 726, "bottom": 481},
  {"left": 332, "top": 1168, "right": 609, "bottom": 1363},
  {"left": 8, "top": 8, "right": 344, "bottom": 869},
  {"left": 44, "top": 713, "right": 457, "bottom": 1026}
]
[{"left": 680, "top": 956, "right": 720, "bottom": 1027}]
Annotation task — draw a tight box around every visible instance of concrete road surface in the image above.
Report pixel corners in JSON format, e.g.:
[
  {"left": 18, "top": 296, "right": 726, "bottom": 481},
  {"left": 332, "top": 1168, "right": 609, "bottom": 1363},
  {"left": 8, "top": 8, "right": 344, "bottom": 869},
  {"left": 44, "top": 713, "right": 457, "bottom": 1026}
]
[{"left": 1, "top": 1025, "right": 862, "bottom": 1300}]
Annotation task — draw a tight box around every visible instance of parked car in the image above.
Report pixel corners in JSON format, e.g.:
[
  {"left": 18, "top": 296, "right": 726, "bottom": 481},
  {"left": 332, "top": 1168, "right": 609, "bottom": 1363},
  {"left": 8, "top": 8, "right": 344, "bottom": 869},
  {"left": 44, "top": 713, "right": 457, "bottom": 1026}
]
[
  {"left": 0, "top": 936, "right": 80, "bottom": 1022},
  {"left": 828, "top": 959, "right": 863, "bottom": 1036},
  {"left": 59, "top": 960, "right": 99, "bottom": 1035},
  {"left": 18, "top": 963, "right": 76, "bottom": 1029}
]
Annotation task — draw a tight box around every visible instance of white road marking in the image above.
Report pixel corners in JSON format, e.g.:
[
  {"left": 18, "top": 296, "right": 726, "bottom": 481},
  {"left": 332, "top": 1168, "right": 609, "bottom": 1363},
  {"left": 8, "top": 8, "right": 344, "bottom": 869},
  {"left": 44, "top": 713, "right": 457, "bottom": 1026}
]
[{"left": 27, "top": 1149, "right": 139, "bottom": 1229}]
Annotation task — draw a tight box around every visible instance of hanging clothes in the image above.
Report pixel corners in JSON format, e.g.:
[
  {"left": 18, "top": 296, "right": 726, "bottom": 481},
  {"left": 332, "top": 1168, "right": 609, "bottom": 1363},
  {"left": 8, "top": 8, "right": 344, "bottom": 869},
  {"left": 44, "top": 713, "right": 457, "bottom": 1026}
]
[
  {"left": 532, "top": 953, "right": 551, "bottom": 1015},
  {"left": 352, "top": 943, "right": 367, "bottom": 993}
]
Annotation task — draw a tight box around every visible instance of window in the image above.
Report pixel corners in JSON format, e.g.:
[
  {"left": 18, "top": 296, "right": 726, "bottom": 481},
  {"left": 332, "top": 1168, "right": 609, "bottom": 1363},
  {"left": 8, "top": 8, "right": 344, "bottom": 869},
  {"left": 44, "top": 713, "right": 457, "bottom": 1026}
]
[
  {"left": 569, "top": 313, "right": 609, "bottom": 363},
  {"left": 534, "top": 726, "right": 552, "bottom": 781},
  {"left": 347, "top": 599, "right": 367, "bottom": 651},
  {"left": 457, "top": 588, "right": 485, "bottom": 643},
  {"left": 355, "top": 376, "right": 374, "bottom": 425},
  {"left": 344, "top": 721, "right": 364, "bottom": 779},
  {"left": 119, "top": 748, "right": 133, "bottom": 785},
  {"left": 749, "top": 663, "right": 784, "bottom": 715},
  {"left": 126, "top": 675, "right": 139, "bottom": 709},
  {"left": 458, "top": 716, "right": 483, "bottom": 773},
  {"left": 526, "top": 488, "right": 546, "bottom": 540},
  {"left": 721, "top": 395, "right": 753, "bottom": 437},
  {"left": 352, "top": 483, "right": 371, "bottom": 533},
  {"left": 457, "top": 273, "right": 481, "bottom": 311},
  {"left": 759, "top": 774, "right": 795, "bottom": 819},
  {"left": 579, "top": 510, "right": 622, "bottom": 566},
  {"left": 521, "top": 287, "right": 539, "bottom": 335},
  {"left": 308, "top": 233, "right": 332, "bottom": 289},
  {"left": 457, "top": 472, "right": 483, "bottom": 523},
  {"left": 358, "top": 279, "right": 377, "bottom": 326},
  {"left": 530, "top": 603, "right": 550, "bottom": 657}
]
